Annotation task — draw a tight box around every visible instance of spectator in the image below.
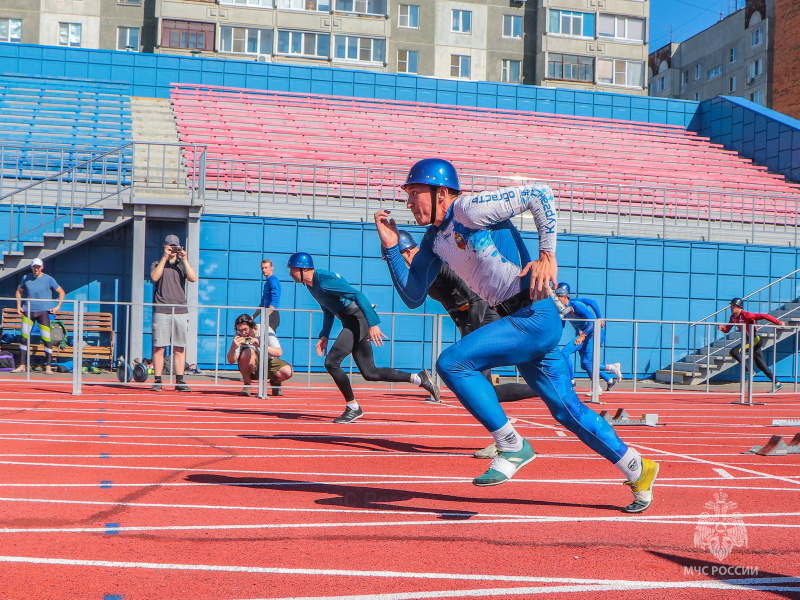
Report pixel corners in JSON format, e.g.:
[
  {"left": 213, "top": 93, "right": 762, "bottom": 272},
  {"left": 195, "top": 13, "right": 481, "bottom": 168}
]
[
  {"left": 150, "top": 234, "right": 197, "bottom": 392},
  {"left": 13, "top": 258, "right": 64, "bottom": 373},
  {"left": 252, "top": 258, "right": 283, "bottom": 394},
  {"left": 718, "top": 297, "right": 784, "bottom": 392},
  {"left": 226, "top": 313, "right": 293, "bottom": 397}
]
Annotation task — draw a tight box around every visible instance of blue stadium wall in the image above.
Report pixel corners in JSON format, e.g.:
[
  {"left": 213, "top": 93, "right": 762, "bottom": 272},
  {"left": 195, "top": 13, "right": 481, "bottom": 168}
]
[{"left": 4, "top": 216, "right": 796, "bottom": 381}]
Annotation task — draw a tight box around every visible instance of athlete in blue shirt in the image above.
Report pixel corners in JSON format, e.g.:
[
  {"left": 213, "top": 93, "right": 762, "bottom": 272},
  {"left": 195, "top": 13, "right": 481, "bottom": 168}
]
[
  {"left": 375, "top": 158, "right": 659, "bottom": 513},
  {"left": 555, "top": 283, "right": 623, "bottom": 396},
  {"left": 286, "top": 252, "right": 440, "bottom": 423},
  {"left": 14, "top": 258, "right": 65, "bottom": 373}
]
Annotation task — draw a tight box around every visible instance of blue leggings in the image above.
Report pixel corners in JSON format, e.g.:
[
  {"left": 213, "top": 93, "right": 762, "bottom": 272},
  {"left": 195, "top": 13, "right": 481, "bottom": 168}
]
[
  {"left": 436, "top": 297, "right": 628, "bottom": 464},
  {"left": 562, "top": 330, "right": 613, "bottom": 384}
]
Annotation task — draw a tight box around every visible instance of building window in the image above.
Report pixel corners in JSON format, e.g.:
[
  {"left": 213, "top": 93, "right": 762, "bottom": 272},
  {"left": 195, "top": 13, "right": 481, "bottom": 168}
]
[
  {"left": 162, "top": 20, "right": 214, "bottom": 50},
  {"left": 707, "top": 65, "right": 722, "bottom": 80},
  {"left": 694, "top": 64, "right": 702, "bottom": 80},
  {"left": 278, "top": 0, "right": 328, "bottom": 9},
  {"left": 335, "top": 0, "right": 386, "bottom": 16},
  {"left": 221, "top": 26, "right": 273, "bottom": 55},
  {"left": 694, "top": 92, "right": 701, "bottom": 101},
  {"left": 548, "top": 53, "right": 593, "bottom": 82},
  {"left": 750, "top": 90, "right": 763, "bottom": 105},
  {"left": 748, "top": 59, "right": 763, "bottom": 78},
  {"left": 656, "top": 76, "right": 666, "bottom": 92},
  {"left": 335, "top": 35, "right": 384, "bottom": 62},
  {"left": 680, "top": 70, "right": 689, "bottom": 87},
  {"left": 503, "top": 15, "right": 522, "bottom": 39},
  {"left": 398, "top": 4, "right": 419, "bottom": 28},
  {"left": 729, "top": 76, "right": 736, "bottom": 93},
  {"left": 501, "top": 59, "right": 521, "bottom": 83},
  {"left": 549, "top": 9, "right": 594, "bottom": 38},
  {"left": 0, "top": 18, "right": 21, "bottom": 43},
  {"left": 751, "top": 27, "right": 763, "bottom": 47},
  {"left": 597, "top": 58, "right": 644, "bottom": 87},
  {"left": 117, "top": 26, "right": 140, "bottom": 51},
  {"left": 452, "top": 10, "right": 471, "bottom": 33},
  {"left": 598, "top": 14, "right": 644, "bottom": 42},
  {"left": 397, "top": 49, "right": 417, "bottom": 73},
  {"left": 58, "top": 23, "right": 82, "bottom": 47},
  {"left": 277, "top": 30, "right": 330, "bottom": 57},
  {"left": 222, "top": 0, "right": 274, "bottom": 7},
  {"left": 729, "top": 46, "right": 737, "bottom": 63},
  {"left": 450, "top": 54, "right": 470, "bottom": 78}
]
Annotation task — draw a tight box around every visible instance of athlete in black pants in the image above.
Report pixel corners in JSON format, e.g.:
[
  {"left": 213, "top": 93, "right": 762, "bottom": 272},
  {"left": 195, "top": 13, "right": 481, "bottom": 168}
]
[{"left": 287, "top": 251, "right": 440, "bottom": 423}]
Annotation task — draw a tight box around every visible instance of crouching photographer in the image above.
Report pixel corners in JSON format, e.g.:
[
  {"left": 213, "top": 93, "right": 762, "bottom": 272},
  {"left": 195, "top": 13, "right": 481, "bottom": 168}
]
[{"left": 226, "top": 313, "right": 293, "bottom": 397}]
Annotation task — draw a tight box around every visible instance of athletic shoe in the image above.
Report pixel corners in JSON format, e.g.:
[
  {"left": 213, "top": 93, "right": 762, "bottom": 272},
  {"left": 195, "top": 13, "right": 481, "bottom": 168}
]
[
  {"left": 473, "top": 439, "right": 536, "bottom": 486},
  {"left": 473, "top": 443, "right": 499, "bottom": 459},
  {"left": 608, "top": 363, "right": 623, "bottom": 382},
  {"left": 174, "top": 384, "right": 192, "bottom": 393},
  {"left": 150, "top": 383, "right": 162, "bottom": 392},
  {"left": 606, "top": 378, "right": 618, "bottom": 392},
  {"left": 271, "top": 387, "right": 283, "bottom": 397},
  {"left": 334, "top": 406, "right": 363, "bottom": 424},
  {"left": 584, "top": 388, "right": 603, "bottom": 398},
  {"left": 623, "top": 458, "right": 660, "bottom": 513},
  {"left": 239, "top": 385, "right": 252, "bottom": 397},
  {"left": 571, "top": 380, "right": 575, "bottom": 387},
  {"left": 418, "top": 369, "right": 441, "bottom": 402},
  {"left": 771, "top": 381, "right": 783, "bottom": 393}
]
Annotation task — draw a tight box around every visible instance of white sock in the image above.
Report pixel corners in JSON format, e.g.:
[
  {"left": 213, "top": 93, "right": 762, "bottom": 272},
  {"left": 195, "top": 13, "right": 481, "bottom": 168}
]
[
  {"left": 615, "top": 448, "right": 643, "bottom": 481},
  {"left": 491, "top": 421, "right": 523, "bottom": 452},
  {"left": 346, "top": 400, "right": 360, "bottom": 411},
  {"left": 411, "top": 373, "right": 421, "bottom": 385}
]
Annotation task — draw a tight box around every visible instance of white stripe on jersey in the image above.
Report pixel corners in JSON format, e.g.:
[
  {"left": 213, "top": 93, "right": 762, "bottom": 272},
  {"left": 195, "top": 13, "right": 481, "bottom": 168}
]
[{"left": 432, "top": 184, "right": 557, "bottom": 306}]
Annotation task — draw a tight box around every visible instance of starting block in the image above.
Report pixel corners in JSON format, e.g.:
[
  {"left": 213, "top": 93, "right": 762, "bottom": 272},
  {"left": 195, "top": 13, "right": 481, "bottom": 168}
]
[
  {"left": 771, "top": 419, "right": 800, "bottom": 427},
  {"left": 599, "top": 408, "right": 659, "bottom": 427},
  {"left": 744, "top": 433, "right": 800, "bottom": 456}
]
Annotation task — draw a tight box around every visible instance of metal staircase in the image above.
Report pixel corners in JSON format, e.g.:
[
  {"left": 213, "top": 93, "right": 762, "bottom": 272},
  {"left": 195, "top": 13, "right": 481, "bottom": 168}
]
[{"left": 656, "top": 269, "right": 800, "bottom": 384}]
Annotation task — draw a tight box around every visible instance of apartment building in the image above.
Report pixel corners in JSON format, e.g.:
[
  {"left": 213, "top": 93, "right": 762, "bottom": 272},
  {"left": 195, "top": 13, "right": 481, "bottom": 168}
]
[{"left": 648, "top": 0, "right": 773, "bottom": 107}]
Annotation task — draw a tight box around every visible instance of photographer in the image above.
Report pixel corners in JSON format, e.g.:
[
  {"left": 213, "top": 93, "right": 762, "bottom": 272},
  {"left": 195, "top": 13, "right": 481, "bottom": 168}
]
[
  {"left": 150, "top": 234, "right": 198, "bottom": 392},
  {"left": 226, "top": 314, "right": 293, "bottom": 397}
]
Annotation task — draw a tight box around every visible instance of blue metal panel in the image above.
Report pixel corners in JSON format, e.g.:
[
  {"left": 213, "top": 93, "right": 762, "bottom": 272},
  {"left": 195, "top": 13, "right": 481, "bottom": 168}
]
[
  {"left": 329, "top": 256, "right": 362, "bottom": 284},
  {"left": 577, "top": 268, "right": 606, "bottom": 295},
  {"left": 690, "top": 274, "right": 717, "bottom": 299},
  {"left": 664, "top": 245, "right": 691, "bottom": 271},
  {"left": 577, "top": 241, "right": 606, "bottom": 268},
  {"left": 691, "top": 247, "right": 718, "bottom": 274},
  {"left": 199, "top": 250, "right": 229, "bottom": 280},
  {"left": 635, "top": 244, "right": 663, "bottom": 271},
  {"left": 229, "top": 222, "right": 264, "bottom": 251},
  {"left": 228, "top": 251, "right": 263, "bottom": 280},
  {"left": 606, "top": 269, "right": 634, "bottom": 295},
  {"left": 635, "top": 271, "right": 662, "bottom": 297},
  {"left": 200, "top": 220, "right": 230, "bottom": 250},
  {"left": 662, "top": 272, "right": 690, "bottom": 297},
  {"left": 362, "top": 257, "right": 392, "bottom": 285},
  {"left": 744, "top": 249, "right": 770, "bottom": 276},
  {"left": 297, "top": 223, "right": 330, "bottom": 255},
  {"left": 264, "top": 223, "right": 297, "bottom": 253},
  {"left": 607, "top": 242, "right": 635, "bottom": 269}
]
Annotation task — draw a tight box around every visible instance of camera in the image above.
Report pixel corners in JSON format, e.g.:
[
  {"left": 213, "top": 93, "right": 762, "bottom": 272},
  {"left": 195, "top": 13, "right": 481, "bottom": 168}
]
[{"left": 169, "top": 244, "right": 182, "bottom": 254}]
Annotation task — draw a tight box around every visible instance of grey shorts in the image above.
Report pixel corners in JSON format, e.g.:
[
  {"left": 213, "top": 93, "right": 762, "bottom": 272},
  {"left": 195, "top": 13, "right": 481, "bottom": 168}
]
[{"left": 152, "top": 312, "right": 189, "bottom": 348}]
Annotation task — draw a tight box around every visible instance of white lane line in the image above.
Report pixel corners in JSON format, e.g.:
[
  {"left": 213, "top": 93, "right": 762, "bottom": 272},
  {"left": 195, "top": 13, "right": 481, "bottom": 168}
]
[{"left": 713, "top": 468, "right": 736, "bottom": 479}]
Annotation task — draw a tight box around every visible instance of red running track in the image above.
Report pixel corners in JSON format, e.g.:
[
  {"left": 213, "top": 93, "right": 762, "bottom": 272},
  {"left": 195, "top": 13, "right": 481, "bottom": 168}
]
[{"left": 0, "top": 380, "right": 799, "bottom": 600}]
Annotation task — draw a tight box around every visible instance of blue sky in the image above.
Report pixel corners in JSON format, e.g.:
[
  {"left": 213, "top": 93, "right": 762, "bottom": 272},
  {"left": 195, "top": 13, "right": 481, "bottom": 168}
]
[{"left": 649, "top": 0, "right": 744, "bottom": 51}]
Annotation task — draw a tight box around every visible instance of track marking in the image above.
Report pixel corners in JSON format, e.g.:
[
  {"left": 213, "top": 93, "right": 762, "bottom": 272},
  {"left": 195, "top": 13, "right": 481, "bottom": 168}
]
[{"left": 713, "top": 468, "right": 736, "bottom": 479}]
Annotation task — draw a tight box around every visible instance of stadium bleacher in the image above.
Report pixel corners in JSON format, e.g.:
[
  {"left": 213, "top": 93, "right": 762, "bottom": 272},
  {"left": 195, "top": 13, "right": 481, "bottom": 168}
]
[{"left": 170, "top": 84, "right": 800, "bottom": 225}]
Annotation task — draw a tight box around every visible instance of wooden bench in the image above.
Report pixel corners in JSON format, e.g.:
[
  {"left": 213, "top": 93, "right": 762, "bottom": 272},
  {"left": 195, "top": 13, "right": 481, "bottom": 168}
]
[{"left": 1, "top": 307, "right": 116, "bottom": 365}]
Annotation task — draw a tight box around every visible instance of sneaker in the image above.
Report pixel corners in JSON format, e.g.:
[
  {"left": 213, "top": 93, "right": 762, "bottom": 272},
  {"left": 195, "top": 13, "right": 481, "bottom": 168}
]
[
  {"left": 271, "top": 387, "right": 283, "bottom": 396},
  {"left": 334, "top": 406, "right": 363, "bottom": 424},
  {"left": 584, "top": 388, "right": 603, "bottom": 398},
  {"left": 150, "top": 383, "right": 162, "bottom": 392},
  {"left": 473, "top": 439, "right": 536, "bottom": 486},
  {"left": 473, "top": 443, "right": 499, "bottom": 459},
  {"left": 623, "top": 458, "right": 660, "bottom": 513},
  {"left": 174, "top": 384, "right": 192, "bottom": 393},
  {"left": 607, "top": 362, "right": 623, "bottom": 382},
  {"left": 606, "top": 378, "right": 618, "bottom": 392},
  {"left": 571, "top": 380, "right": 575, "bottom": 387},
  {"left": 418, "top": 369, "right": 441, "bottom": 403},
  {"left": 239, "top": 385, "right": 252, "bottom": 397},
  {"left": 772, "top": 381, "right": 783, "bottom": 393}
]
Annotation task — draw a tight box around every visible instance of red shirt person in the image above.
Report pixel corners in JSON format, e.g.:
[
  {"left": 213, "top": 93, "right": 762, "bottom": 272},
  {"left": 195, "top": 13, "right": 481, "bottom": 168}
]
[{"left": 718, "top": 297, "right": 784, "bottom": 391}]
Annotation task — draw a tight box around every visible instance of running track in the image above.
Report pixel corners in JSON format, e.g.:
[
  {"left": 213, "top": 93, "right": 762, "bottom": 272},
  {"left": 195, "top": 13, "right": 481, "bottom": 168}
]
[{"left": 0, "top": 380, "right": 799, "bottom": 599}]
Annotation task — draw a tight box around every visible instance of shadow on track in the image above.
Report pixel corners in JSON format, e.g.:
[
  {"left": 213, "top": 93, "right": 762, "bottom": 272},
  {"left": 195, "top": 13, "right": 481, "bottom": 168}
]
[
  {"left": 240, "top": 433, "right": 471, "bottom": 455},
  {"left": 188, "top": 406, "right": 419, "bottom": 423}
]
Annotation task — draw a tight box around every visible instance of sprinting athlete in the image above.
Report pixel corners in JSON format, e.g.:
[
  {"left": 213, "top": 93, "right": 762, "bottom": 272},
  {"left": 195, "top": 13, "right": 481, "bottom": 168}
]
[
  {"left": 555, "top": 282, "right": 623, "bottom": 397},
  {"left": 375, "top": 158, "right": 659, "bottom": 513},
  {"left": 286, "top": 252, "right": 440, "bottom": 423}
]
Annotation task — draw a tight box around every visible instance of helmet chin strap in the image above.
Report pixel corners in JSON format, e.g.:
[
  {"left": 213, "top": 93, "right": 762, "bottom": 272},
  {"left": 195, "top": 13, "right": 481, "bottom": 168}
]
[{"left": 429, "top": 186, "right": 438, "bottom": 226}]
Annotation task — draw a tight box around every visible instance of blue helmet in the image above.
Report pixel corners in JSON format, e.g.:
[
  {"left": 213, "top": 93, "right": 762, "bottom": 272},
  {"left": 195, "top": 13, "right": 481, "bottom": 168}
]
[
  {"left": 402, "top": 158, "right": 460, "bottom": 192},
  {"left": 555, "top": 282, "right": 571, "bottom": 297},
  {"left": 396, "top": 230, "right": 418, "bottom": 253},
  {"left": 287, "top": 252, "right": 314, "bottom": 269}
]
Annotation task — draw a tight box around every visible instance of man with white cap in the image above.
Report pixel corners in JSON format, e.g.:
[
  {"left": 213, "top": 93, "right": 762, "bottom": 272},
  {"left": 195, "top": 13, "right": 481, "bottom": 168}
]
[{"left": 14, "top": 258, "right": 65, "bottom": 373}]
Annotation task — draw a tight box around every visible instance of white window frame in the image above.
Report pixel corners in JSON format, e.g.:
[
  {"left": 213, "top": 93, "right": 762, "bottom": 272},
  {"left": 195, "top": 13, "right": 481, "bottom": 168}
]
[
  {"left": 58, "top": 23, "right": 82, "bottom": 47},
  {"left": 680, "top": 70, "right": 688, "bottom": 87},
  {"left": 656, "top": 76, "right": 666, "bottom": 92},
  {"left": 452, "top": 9, "right": 472, "bottom": 34},
  {"left": 450, "top": 54, "right": 470, "bottom": 78},
  {"left": 694, "top": 64, "right": 702, "bottom": 80},
  {"left": 749, "top": 59, "right": 763, "bottom": 78},
  {"left": 276, "top": 29, "right": 330, "bottom": 58},
  {"left": 694, "top": 92, "right": 701, "bottom": 101},
  {"left": 398, "top": 4, "right": 419, "bottom": 28},
  {"left": 729, "top": 76, "right": 736, "bottom": 93},
  {"left": 707, "top": 65, "right": 722, "bottom": 80},
  {"left": 221, "top": 26, "right": 274, "bottom": 56},
  {"left": 0, "top": 18, "right": 22, "bottom": 43},
  {"left": 334, "top": 34, "right": 385, "bottom": 63},
  {"left": 750, "top": 90, "right": 763, "bottom": 105},
  {"left": 729, "top": 46, "right": 737, "bottom": 63},
  {"left": 222, "top": 0, "right": 274, "bottom": 7},
  {"left": 502, "top": 15, "right": 522, "bottom": 39},
  {"left": 598, "top": 14, "right": 644, "bottom": 42},
  {"left": 550, "top": 9, "right": 589, "bottom": 38},
  {"left": 116, "top": 26, "right": 140, "bottom": 51},
  {"left": 334, "top": 0, "right": 386, "bottom": 16},
  {"left": 397, "top": 49, "right": 417, "bottom": 74},
  {"left": 501, "top": 59, "right": 521, "bottom": 83},
  {"left": 751, "top": 27, "right": 763, "bottom": 47},
  {"left": 597, "top": 58, "right": 644, "bottom": 88}
]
